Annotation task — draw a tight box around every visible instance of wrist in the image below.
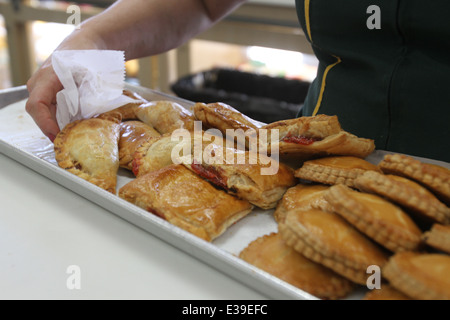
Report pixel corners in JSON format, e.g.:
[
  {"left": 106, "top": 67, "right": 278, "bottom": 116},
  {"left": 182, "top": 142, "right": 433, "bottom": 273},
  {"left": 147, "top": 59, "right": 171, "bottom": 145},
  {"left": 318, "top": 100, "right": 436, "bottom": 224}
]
[{"left": 55, "top": 23, "right": 108, "bottom": 52}]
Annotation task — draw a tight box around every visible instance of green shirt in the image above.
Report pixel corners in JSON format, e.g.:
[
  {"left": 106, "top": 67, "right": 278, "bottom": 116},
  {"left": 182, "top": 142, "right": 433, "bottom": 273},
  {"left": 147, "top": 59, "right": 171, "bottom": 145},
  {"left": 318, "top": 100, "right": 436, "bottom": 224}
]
[{"left": 296, "top": 0, "right": 450, "bottom": 162}]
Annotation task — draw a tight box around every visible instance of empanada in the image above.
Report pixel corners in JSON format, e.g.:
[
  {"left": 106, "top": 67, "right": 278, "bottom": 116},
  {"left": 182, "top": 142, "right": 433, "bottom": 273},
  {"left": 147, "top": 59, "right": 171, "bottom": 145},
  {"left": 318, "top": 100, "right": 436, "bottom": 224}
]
[
  {"left": 136, "top": 101, "right": 195, "bottom": 134},
  {"left": 118, "top": 121, "right": 161, "bottom": 171},
  {"left": 239, "top": 233, "right": 354, "bottom": 300},
  {"left": 279, "top": 208, "right": 389, "bottom": 285},
  {"left": 193, "top": 102, "right": 265, "bottom": 133},
  {"left": 118, "top": 165, "right": 253, "bottom": 242},
  {"left": 355, "top": 171, "right": 450, "bottom": 225},
  {"left": 379, "top": 154, "right": 450, "bottom": 206},
  {"left": 324, "top": 185, "right": 422, "bottom": 252},
  {"left": 383, "top": 252, "right": 450, "bottom": 300},
  {"left": 423, "top": 224, "right": 450, "bottom": 254},
  {"left": 261, "top": 115, "right": 375, "bottom": 159},
  {"left": 294, "top": 156, "right": 381, "bottom": 188},
  {"left": 185, "top": 144, "right": 296, "bottom": 209},
  {"left": 132, "top": 133, "right": 194, "bottom": 177},
  {"left": 97, "top": 90, "right": 148, "bottom": 121},
  {"left": 54, "top": 117, "right": 120, "bottom": 193},
  {"left": 274, "top": 184, "right": 332, "bottom": 223}
]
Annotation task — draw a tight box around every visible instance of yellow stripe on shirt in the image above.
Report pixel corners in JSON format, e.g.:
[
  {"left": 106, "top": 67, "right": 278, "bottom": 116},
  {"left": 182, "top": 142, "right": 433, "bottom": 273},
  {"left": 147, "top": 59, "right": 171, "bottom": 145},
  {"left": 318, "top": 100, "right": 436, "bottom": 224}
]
[
  {"left": 305, "top": 0, "right": 312, "bottom": 41},
  {"left": 312, "top": 56, "right": 342, "bottom": 116}
]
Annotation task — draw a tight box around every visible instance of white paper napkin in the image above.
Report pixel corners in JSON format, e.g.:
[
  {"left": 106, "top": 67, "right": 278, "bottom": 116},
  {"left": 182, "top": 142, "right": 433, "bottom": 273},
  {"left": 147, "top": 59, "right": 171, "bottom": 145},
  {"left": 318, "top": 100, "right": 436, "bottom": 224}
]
[{"left": 52, "top": 50, "right": 136, "bottom": 129}]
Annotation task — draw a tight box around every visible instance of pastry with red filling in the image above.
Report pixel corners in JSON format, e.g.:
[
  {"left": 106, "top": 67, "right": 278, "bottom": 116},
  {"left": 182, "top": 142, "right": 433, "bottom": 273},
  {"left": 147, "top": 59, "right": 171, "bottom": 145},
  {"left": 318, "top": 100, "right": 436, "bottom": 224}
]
[
  {"left": 261, "top": 115, "right": 375, "bottom": 159},
  {"left": 118, "top": 165, "right": 253, "bottom": 242},
  {"left": 185, "top": 144, "right": 297, "bottom": 209}
]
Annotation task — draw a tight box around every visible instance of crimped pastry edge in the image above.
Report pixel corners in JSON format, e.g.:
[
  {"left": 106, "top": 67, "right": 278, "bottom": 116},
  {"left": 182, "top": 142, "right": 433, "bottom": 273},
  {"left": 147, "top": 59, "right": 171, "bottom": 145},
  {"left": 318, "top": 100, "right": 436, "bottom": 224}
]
[
  {"left": 355, "top": 171, "right": 450, "bottom": 225},
  {"left": 325, "top": 185, "right": 422, "bottom": 252},
  {"left": 379, "top": 154, "right": 450, "bottom": 204},
  {"left": 279, "top": 221, "right": 370, "bottom": 285},
  {"left": 239, "top": 233, "right": 355, "bottom": 300},
  {"left": 423, "top": 224, "right": 450, "bottom": 254},
  {"left": 54, "top": 118, "right": 119, "bottom": 194},
  {"left": 382, "top": 252, "right": 450, "bottom": 300}
]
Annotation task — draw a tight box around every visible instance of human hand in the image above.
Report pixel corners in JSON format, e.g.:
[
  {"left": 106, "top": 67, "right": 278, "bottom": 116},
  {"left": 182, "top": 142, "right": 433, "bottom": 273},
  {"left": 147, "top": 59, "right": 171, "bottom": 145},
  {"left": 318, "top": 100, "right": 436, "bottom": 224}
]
[{"left": 26, "top": 58, "right": 62, "bottom": 142}]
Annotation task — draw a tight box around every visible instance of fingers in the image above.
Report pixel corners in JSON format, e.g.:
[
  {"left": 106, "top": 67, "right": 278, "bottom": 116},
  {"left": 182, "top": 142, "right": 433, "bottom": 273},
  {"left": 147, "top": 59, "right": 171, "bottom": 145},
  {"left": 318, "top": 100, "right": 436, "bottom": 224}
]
[
  {"left": 26, "top": 64, "right": 63, "bottom": 142},
  {"left": 25, "top": 98, "right": 60, "bottom": 142}
]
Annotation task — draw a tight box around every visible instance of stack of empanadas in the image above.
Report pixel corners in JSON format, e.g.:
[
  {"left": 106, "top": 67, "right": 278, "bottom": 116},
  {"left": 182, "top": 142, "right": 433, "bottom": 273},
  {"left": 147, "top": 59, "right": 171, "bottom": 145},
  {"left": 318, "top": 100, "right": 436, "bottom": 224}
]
[
  {"left": 257, "top": 151, "right": 449, "bottom": 300},
  {"left": 53, "top": 91, "right": 299, "bottom": 242},
  {"left": 193, "top": 103, "right": 375, "bottom": 160},
  {"left": 53, "top": 89, "right": 449, "bottom": 300}
]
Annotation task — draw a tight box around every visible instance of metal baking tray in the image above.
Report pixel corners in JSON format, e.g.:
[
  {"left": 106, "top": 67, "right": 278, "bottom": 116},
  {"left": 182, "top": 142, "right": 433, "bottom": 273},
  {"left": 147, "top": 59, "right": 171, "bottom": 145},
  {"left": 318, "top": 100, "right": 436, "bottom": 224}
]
[
  {"left": 2, "top": 85, "right": 448, "bottom": 300},
  {"left": 0, "top": 84, "right": 322, "bottom": 300}
]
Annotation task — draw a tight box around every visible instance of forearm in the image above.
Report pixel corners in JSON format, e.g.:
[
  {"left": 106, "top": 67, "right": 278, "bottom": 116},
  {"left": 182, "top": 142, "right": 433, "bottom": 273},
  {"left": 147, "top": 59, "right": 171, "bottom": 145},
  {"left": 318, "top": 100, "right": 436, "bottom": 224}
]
[{"left": 58, "top": 0, "right": 246, "bottom": 60}]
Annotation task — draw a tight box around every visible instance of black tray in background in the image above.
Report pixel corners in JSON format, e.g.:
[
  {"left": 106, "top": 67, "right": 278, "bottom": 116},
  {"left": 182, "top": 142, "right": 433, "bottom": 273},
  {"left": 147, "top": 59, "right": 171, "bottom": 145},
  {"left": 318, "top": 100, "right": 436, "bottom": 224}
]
[{"left": 171, "top": 68, "right": 311, "bottom": 123}]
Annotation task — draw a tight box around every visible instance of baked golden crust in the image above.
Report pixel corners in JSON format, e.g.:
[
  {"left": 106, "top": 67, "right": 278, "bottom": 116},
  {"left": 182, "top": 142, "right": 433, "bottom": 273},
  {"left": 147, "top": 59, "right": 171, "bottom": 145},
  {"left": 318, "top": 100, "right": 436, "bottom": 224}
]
[
  {"left": 363, "top": 285, "right": 412, "bottom": 300},
  {"left": 423, "top": 224, "right": 450, "bottom": 254},
  {"left": 239, "top": 233, "right": 354, "bottom": 300},
  {"left": 193, "top": 102, "right": 265, "bottom": 133},
  {"left": 261, "top": 115, "right": 375, "bottom": 160},
  {"left": 118, "top": 121, "right": 161, "bottom": 171},
  {"left": 131, "top": 133, "right": 194, "bottom": 177},
  {"left": 136, "top": 101, "right": 195, "bottom": 134},
  {"left": 54, "top": 118, "right": 120, "bottom": 193},
  {"left": 97, "top": 90, "right": 148, "bottom": 121},
  {"left": 295, "top": 156, "right": 381, "bottom": 188},
  {"left": 118, "top": 165, "right": 253, "bottom": 242},
  {"left": 274, "top": 184, "right": 332, "bottom": 223},
  {"left": 132, "top": 130, "right": 230, "bottom": 178},
  {"left": 279, "top": 208, "right": 389, "bottom": 285},
  {"left": 184, "top": 145, "right": 297, "bottom": 209},
  {"left": 324, "top": 185, "right": 422, "bottom": 252},
  {"left": 263, "top": 114, "right": 342, "bottom": 138},
  {"left": 355, "top": 171, "right": 450, "bottom": 225},
  {"left": 271, "top": 131, "right": 375, "bottom": 160},
  {"left": 379, "top": 154, "right": 450, "bottom": 205},
  {"left": 382, "top": 252, "right": 450, "bottom": 300}
]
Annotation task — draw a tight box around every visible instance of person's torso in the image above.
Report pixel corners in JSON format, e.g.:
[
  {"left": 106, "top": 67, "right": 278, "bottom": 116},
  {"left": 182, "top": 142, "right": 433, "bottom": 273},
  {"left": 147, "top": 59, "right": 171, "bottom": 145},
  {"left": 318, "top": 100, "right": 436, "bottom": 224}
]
[{"left": 295, "top": 0, "right": 450, "bottom": 162}]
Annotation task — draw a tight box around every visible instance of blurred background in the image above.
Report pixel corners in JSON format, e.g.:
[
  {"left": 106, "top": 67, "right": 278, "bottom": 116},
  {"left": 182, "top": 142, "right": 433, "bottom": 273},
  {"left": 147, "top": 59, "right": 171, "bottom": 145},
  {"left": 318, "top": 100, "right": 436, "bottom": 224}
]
[{"left": 0, "top": 0, "right": 319, "bottom": 121}]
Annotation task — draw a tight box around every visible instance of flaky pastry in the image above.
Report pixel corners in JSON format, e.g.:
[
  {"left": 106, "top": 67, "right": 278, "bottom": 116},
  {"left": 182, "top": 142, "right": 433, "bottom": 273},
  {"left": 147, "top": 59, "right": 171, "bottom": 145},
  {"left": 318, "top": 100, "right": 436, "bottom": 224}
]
[
  {"left": 239, "top": 233, "right": 354, "bottom": 300},
  {"left": 131, "top": 133, "right": 194, "bottom": 177},
  {"left": 118, "top": 165, "right": 253, "bottom": 242},
  {"left": 379, "top": 154, "right": 450, "bottom": 205},
  {"left": 54, "top": 117, "right": 120, "bottom": 193},
  {"left": 97, "top": 90, "right": 147, "bottom": 121},
  {"left": 193, "top": 102, "right": 265, "bottom": 133},
  {"left": 355, "top": 171, "right": 450, "bottom": 225},
  {"left": 261, "top": 115, "right": 375, "bottom": 159},
  {"left": 383, "top": 252, "right": 450, "bottom": 300},
  {"left": 185, "top": 144, "right": 296, "bottom": 209},
  {"left": 136, "top": 100, "right": 195, "bottom": 134},
  {"left": 274, "top": 184, "right": 332, "bottom": 223},
  {"left": 279, "top": 208, "right": 389, "bottom": 285},
  {"left": 423, "top": 224, "right": 450, "bottom": 254},
  {"left": 294, "top": 156, "right": 381, "bottom": 188},
  {"left": 324, "top": 185, "right": 422, "bottom": 252},
  {"left": 118, "top": 121, "right": 161, "bottom": 171}
]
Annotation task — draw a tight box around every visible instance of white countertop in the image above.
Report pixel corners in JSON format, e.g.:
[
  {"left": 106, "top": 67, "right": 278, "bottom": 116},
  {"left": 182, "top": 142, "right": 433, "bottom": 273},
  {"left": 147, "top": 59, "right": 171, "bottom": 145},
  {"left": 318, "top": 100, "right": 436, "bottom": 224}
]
[{"left": 0, "top": 152, "right": 267, "bottom": 300}]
